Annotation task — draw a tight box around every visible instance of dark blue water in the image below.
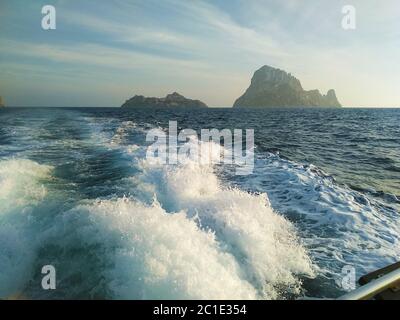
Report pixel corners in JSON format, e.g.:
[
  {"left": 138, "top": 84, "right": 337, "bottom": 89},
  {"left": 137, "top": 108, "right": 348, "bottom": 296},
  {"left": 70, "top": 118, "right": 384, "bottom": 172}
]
[{"left": 0, "top": 107, "right": 399, "bottom": 299}]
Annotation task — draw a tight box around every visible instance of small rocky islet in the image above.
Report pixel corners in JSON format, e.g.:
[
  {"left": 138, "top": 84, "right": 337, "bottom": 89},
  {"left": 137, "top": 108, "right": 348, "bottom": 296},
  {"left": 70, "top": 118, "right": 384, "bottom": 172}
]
[
  {"left": 233, "top": 65, "right": 341, "bottom": 108},
  {"left": 121, "top": 92, "right": 208, "bottom": 108}
]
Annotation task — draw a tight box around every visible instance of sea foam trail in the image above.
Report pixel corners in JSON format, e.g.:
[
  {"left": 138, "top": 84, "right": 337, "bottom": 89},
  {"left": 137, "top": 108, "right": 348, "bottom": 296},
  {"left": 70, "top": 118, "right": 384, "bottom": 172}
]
[
  {"left": 0, "top": 120, "right": 313, "bottom": 299},
  {"left": 231, "top": 153, "right": 400, "bottom": 292},
  {"left": 118, "top": 138, "right": 315, "bottom": 299},
  {"left": 0, "top": 159, "right": 53, "bottom": 298},
  {"left": 0, "top": 159, "right": 51, "bottom": 211}
]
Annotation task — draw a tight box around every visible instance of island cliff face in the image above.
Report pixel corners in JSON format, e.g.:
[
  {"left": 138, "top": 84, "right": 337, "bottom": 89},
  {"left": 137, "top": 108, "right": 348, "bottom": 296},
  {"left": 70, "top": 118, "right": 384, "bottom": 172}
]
[
  {"left": 0, "top": 96, "right": 4, "bottom": 108},
  {"left": 121, "top": 92, "right": 208, "bottom": 108},
  {"left": 233, "top": 65, "right": 341, "bottom": 108}
]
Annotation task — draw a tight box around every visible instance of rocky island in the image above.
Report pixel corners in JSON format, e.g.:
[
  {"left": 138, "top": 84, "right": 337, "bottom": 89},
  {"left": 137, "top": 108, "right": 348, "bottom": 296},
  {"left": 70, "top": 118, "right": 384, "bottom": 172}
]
[
  {"left": 0, "top": 96, "right": 5, "bottom": 108},
  {"left": 121, "top": 92, "right": 208, "bottom": 108},
  {"left": 233, "top": 65, "right": 341, "bottom": 108}
]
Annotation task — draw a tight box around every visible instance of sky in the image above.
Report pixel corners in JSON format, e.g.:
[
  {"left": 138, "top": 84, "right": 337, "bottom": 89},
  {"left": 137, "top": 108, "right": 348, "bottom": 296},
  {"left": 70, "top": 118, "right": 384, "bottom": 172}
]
[{"left": 0, "top": 0, "right": 399, "bottom": 107}]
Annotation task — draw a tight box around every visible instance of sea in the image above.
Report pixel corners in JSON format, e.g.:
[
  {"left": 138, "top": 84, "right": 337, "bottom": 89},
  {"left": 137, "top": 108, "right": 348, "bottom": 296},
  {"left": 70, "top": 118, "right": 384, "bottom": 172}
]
[{"left": 0, "top": 107, "right": 399, "bottom": 299}]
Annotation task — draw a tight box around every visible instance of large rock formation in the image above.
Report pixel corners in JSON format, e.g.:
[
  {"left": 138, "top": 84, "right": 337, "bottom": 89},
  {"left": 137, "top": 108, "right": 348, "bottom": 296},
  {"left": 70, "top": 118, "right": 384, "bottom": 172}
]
[
  {"left": 233, "top": 65, "right": 341, "bottom": 108},
  {"left": 0, "top": 96, "right": 4, "bottom": 108},
  {"left": 121, "top": 92, "right": 208, "bottom": 108}
]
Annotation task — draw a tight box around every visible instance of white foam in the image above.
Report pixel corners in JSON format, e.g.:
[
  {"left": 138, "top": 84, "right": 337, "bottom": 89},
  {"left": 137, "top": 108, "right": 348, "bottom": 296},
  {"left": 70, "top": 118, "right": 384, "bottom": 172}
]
[
  {"left": 110, "top": 121, "right": 137, "bottom": 146},
  {"left": 0, "top": 128, "right": 349, "bottom": 299},
  {"left": 236, "top": 153, "right": 400, "bottom": 284},
  {"left": 0, "top": 159, "right": 53, "bottom": 298},
  {"left": 0, "top": 159, "right": 51, "bottom": 212},
  {"left": 122, "top": 138, "right": 315, "bottom": 299},
  {"left": 57, "top": 198, "right": 258, "bottom": 299}
]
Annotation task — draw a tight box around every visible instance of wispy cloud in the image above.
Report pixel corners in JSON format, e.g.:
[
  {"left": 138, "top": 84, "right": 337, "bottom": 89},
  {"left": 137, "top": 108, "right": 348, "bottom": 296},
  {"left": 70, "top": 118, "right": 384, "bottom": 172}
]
[
  {"left": 1, "top": 39, "right": 209, "bottom": 72},
  {"left": 1, "top": 0, "right": 399, "bottom": 106},
  {"left": 62, "top": 10, "right": 197, "bottom": 50}
]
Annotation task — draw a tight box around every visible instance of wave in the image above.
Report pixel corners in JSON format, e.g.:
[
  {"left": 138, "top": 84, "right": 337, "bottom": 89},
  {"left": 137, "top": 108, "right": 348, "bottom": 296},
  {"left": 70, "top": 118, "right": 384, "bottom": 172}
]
[
  {"left": 231, "top": 152, "right": 400, "bottom": 289},
  {"left": 40, "top": 124, "right": 314, "bottom": 299},
  {"left": 50, "top": 198, "right": 259, "bottom": 299},
  {"left": 0, "top": 159, "right": 53, "bottom": 298},
  {"left": 114, "top": 137, "right": 315, "bottom": 299},
  {"left": 3, "top": 117, "right": 398, "bottom": 299},
  {"left": 0, "top": 129, "right": 314, "bottom": 299}
]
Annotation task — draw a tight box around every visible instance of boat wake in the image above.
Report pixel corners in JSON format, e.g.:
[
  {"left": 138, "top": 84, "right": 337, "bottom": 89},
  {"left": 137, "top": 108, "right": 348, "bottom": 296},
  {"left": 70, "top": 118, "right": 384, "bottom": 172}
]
[{"left": 1, "top": 115, "right": 399, "bottom": 300}]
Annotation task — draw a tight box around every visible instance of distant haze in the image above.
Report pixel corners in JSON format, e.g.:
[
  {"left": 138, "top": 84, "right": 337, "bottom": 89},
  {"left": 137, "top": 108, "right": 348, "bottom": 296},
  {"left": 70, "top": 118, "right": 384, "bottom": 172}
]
[{"left": 0, "top": 0, "right": 399, "bottom": 107}]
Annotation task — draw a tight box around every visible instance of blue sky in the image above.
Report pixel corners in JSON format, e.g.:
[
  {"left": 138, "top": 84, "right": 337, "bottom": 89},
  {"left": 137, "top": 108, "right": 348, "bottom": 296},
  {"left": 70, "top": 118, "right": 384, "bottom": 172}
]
[{"left": 0, "top": 0, "right": 399, "bottom": 107}]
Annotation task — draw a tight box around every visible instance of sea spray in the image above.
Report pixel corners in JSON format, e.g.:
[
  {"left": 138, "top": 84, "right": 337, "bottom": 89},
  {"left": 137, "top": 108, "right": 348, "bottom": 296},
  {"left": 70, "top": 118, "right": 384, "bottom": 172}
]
[
  {"left": 145, "top": 121, "right": 254, "bottom": 175},
  {"left": 0, "top": 159, "right": 53, "bottom": 298},
  {"left": 124, "top": 137, "right": 315, "bottom": 299},
  {"left": 44, "top": 197, "right": 258, "bottom": 299}
]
